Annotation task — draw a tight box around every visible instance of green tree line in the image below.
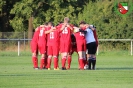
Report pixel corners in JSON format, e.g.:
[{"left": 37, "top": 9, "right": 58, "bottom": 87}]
[{"left": 0, "top": 0, "right": 133, "bottom": 39}]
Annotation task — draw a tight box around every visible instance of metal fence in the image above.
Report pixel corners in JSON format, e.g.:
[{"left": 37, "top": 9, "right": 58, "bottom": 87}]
[{"left": 0, "top": 32, "right": 132, "bottom": 56}]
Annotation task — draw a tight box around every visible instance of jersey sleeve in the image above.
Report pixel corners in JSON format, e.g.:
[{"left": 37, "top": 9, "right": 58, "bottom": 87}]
[{"left": 55, "top": 24, "right": 63, "bottom": 32}]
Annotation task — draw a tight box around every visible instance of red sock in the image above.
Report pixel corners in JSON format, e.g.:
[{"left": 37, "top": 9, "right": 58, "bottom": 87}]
[
  {"left": 67, "top": 56, "right": 72, "bottom": 69},
  {"left": 62, "top": 57, "right": 66, "bottom": 68},
  {"left": 54, "top": 57, "right": 58, "bottom": 69},
  {"left": 32, "top": 57, "right": 36, "bottom": 68},
  {"left": 40, "top": 58, "right": 44, "bottom": 69},
  {"left": 35, "top": 57, "right": 38, "bottom": 68},
  {"left": 47, "top": 58, "right": 51, "bottom": 68},
  {"left": 79, "top": 59, "right": 84, "bottom": 69}
]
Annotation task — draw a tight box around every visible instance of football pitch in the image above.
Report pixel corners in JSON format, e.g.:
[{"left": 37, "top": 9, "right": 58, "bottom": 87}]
[{"left": 0, "top": 53, "right": 133, "bottom": 88}]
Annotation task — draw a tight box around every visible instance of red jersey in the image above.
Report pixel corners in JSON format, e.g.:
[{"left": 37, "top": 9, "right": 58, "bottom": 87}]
[
  {"left": 74, "top": 32, "right": 85, "bottom": 41},
  {"left": 38, "top": 27, "right": 47, "bottom": 46},
  {"left": 31, "top": 28, "right": 40, "bottom": 43},
  {"left": 47, "top": 27, "right": 60, "bottom": 46},
  {"left": 57, "top": 23, "right": 73, "bottom": 42}
]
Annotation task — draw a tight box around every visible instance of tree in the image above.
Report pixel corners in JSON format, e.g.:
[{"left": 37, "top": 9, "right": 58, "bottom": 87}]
[
  {"left": 10, "top": 0, "right": 88, "bottom": 39},
  {"left": 0, "top": 0, "right": 19, "bottom": 32},
  {"left": 78, "top": 0, "right": 133, "bottom": 39}
]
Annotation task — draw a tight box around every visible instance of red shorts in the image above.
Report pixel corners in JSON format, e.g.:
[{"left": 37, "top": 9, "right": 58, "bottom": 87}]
[
  {"left": 47, "top": 45, "right": 59, "bottom": 56},
  {"left": 38, "top": 44, "right": 46, "bottom": 54},
  {"left": 76, "top": 40, "right": 86, "bottom": 51},
  {"left": 60, "top": 41, "right": 71, "bottom": 53},
  {"left": 30, "top": 41, "right": 38, "bottom": 53}
]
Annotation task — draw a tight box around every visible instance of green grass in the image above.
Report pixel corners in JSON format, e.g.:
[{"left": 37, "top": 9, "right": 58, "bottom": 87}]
[{"left": 0, "top": 52, "right": 133, "bottom": 88}]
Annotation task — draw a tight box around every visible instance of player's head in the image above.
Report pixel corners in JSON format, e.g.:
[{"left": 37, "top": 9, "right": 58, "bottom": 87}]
[
  {"left": 64, "top": 17, "right": 70, "bottom": 23},
  {"left": 79, "top": 21, "right": 86, "bottom": 29},
  {"left": 48, "top": 22, "right": 54, "bottom": 27}
]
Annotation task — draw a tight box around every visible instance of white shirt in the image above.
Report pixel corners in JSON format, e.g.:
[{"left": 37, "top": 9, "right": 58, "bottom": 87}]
[{"left": 85, "top": 28, "right": 96, "bottom": 44}]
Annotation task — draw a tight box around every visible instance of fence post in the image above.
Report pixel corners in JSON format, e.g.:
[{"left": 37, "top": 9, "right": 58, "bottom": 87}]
[
  {"left": 24, "top": 32, "right": 25, "bottom": 50},
  {"left": 131, "top": 40, "right": 132, "bottom": 56},
  {"left": 18, "top": 40, "right": 20, "bottom": 56}
]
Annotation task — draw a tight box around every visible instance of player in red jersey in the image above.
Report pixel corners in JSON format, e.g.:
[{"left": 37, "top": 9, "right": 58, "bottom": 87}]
[
  {"left": 73, "top": 26, "right": 87, "bottom": 70},
  {"left": 46, "top": 22, "right": 60, "bottom": 70},
  {"left": 57, "top": 17, "right": 74, "bottom": 70},
  {"left": 30, "top": 27, "right": 40, "bottom": 69},
  {"left": 37, "top": 24, "right": 54, "bottom": 69}
]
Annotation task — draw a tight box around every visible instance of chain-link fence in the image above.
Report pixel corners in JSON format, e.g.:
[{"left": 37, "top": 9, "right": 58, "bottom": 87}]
[{"left": 0, "top": 32, "right": 32, "bottom": 56}]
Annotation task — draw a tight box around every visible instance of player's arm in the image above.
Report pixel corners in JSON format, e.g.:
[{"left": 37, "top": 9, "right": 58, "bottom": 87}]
[
  {"left": 60, "top": 23, "right": 67, "bottom": 31},
  {"left": 79, "top": 29, "right": 87, "bottom": 34},
  {"left": 73, "top": 26, "right": 87, "bottom": 34},
  {"left": 85, "top": 24, "right": 95, "bottom": 31},
  {"left": 89, "top": 26, "right": 95, "bottom": 31},
  {"left": 73, "top": 27, "right": 80, "bottom": 33},
  {"left": 67, "top": 24, "right": 74, "bottom": 30},
  {"left": 45, "top": 27, "right": 55, "bottom": 34}
]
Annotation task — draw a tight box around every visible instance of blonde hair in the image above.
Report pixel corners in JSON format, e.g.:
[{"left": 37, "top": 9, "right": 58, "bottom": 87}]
[{"left": 64, "top": 17, "right": 69, "bottom": 22}]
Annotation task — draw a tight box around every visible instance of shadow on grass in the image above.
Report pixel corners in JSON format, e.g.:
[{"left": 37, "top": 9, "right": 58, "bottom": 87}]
[
  {"left": 96, "top": 67, "right": 133, "bottom": 70},
  {"left": 69, "top": 67, "right": 133, "bottom": 70}
]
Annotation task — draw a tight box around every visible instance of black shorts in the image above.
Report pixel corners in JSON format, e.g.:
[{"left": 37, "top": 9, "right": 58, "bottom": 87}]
[{"left": 86, "top": 42, "right": 97, "bottom": 54}]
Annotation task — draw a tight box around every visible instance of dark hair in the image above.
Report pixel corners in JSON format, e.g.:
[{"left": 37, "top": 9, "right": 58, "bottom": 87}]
[
  {"left": 48, "top": 22, "right": 54, "bottom": 26},
  {"left": 79, "top": 21, "right": 86, "bottom": 25}
]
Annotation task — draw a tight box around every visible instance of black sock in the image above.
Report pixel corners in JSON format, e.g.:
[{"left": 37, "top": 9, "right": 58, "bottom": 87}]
[
  {"left": 92, "top": 58, "right": 96, "bottom": 70},
  {"left": 88, "top": 58, "right": 92, "bottom": 70}
]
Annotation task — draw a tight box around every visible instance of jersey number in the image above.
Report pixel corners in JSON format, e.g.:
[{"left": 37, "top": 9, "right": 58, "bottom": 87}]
[
  {"left": 50, "top": 32, "right": 54, "bottom": 39},
  {"left": 39, "top": 30, "right": 44, "bottom": 36},
  {"left": 62, "top": 27, "right": 68, "bottom": 34}
]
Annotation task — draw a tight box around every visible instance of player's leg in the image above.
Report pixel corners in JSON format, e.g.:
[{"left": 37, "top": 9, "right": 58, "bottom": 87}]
[
  {"left": 32, "top": 52, "right": 38, "bottom": 69},
  {"left": 78, "top": 51, "right": 84, "bottom": 70},
  {"left": 47, "top": 55, "right": 52, "bottom": 70},
  {"left": 47, "top": 46, "right": 53, "bottom": 70},
  {"left": 91, "top": 42, "right": 97, "bottom": 70},
  {"left": 61, "top": 52, "right": 67, "bottom": 70},
  {"left": 91, "top": 55, "right": 96, "bottom": 70},
  {"left": 40, "top": 54, "right": 45, "bottom": 69},
  {"left": 43, "top": 46, "right": 48, "bottom": 69},
  {"left": 31, "top": 42, "right": 38, "bottom": 69},
  {"left": 82, "top": 41, "right": 87, "bottom": 67},
  {"left": 60, "top": 42, "right": 70, "bottom": 70},
  {"left": 44, "top": 53, "right": 48, "bottom": 69},
  {"left": 39, "top": 45, "right": 47, "bottom": 69},
  {"left": 82, "top": 51, "right": 87, "bottom": 68},
  {"left": 86, "top": 43, "right": 93, "bottom": 70},
  {"left": 67, "top": 45, "right": 73, "bottom": 70},
  {"left": 53, "top": 45, "right": 59, "bottom": 70},
  {"left": 67, "top": 54, "right": 72, "bottom": 70},
  {"left": 77, "top": 41, "right": 84, "bottom": 70}
]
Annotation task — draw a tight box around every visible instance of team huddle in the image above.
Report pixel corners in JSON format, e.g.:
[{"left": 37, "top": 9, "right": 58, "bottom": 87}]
[{"left": 30, "top": 17, "right": 98, "bottom": 70}]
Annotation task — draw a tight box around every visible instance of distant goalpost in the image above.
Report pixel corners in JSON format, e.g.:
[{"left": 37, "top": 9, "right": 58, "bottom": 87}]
[{"left": 0, "top": 39, "right": 132, "bottom": 56}]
